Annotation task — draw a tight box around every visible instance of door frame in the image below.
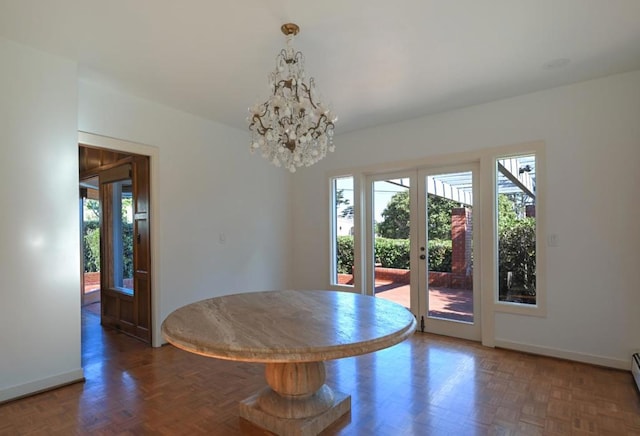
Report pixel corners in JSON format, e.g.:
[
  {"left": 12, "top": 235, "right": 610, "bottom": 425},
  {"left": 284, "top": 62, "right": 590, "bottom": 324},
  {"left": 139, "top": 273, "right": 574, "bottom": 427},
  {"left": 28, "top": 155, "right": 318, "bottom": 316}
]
[{"left": 78, "top": 131, "right": 162, "bottom": 347}]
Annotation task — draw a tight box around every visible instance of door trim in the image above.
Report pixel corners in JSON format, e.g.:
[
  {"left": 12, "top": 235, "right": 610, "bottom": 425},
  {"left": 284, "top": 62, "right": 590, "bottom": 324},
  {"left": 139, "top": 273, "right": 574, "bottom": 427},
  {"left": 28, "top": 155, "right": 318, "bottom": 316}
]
[{"left": 78, "top": 131, "right": 162, "bottom": 347}]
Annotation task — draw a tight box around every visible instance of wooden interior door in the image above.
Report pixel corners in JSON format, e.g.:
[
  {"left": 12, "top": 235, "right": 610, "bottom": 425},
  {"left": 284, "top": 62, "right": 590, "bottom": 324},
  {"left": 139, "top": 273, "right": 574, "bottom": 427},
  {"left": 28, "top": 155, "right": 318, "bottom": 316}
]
[{"left": 99, "top": 156, "right": 151, "bottom": 343}]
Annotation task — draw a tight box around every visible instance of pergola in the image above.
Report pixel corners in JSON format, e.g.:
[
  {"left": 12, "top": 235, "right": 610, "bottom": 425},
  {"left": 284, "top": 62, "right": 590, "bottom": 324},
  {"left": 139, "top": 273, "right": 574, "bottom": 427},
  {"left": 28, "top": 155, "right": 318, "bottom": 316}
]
[
  {"left": 380, "top": 155, "right": 535, "bottom": 207},
  {"left": 424, "top": 155, "right": 536, "bottom": 206}
]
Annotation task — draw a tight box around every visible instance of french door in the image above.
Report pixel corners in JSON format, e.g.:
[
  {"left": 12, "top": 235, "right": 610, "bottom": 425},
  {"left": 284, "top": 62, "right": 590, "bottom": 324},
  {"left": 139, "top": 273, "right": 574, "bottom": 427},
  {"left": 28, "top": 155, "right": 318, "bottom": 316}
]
[
  {"left": 366, "top": 164, "right": 480, "bottom": 341},
  {"left": 417, "top": 165, "right": 480, "bottom": 340}
]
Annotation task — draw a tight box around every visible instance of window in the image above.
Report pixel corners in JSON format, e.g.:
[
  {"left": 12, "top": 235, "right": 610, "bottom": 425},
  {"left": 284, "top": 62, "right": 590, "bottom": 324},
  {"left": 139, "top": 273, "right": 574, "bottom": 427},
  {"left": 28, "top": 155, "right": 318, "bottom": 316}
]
[
  {"left": 496, "top": 154, "right": 537, "bottom": 305},
  {"left": 327, "top": 141, "right": 546, "bottom": 343},
  {"left": 331, "top": 176, "right": 354, "bottom": 287}
]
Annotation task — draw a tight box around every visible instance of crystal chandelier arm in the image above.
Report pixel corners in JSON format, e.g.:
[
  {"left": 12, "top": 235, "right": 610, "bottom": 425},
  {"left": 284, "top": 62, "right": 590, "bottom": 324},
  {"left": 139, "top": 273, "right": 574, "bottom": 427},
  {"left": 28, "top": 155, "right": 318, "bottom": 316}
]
[
  {"left": 307, "top": 113, "right": 334, "bottom": 139},
  {"left": 249, "top": 112, "right": 272, "bottom": 136},
  {"left": 299, "top": 83, "right": 318, "bottom": 109},
  {"left": 276, "top": 115, "right": 293, "bottom": 132},
  {"left": 276, "top": 79, "right": 294, "bottom": 91}
]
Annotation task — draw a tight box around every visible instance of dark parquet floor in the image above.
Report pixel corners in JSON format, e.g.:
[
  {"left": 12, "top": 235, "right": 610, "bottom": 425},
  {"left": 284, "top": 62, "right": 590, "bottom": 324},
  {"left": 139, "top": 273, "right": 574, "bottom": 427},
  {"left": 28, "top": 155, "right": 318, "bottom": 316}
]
[{"left": 1, "top": 308, "right": 639, "bottom": 435}]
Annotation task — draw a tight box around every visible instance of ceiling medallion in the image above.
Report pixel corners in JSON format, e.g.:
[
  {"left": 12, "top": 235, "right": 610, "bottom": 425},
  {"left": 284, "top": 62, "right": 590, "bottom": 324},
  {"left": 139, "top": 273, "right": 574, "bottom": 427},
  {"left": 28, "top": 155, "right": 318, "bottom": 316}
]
[{"left": 248, "top": 23, "right": 337, "bottom": 173}]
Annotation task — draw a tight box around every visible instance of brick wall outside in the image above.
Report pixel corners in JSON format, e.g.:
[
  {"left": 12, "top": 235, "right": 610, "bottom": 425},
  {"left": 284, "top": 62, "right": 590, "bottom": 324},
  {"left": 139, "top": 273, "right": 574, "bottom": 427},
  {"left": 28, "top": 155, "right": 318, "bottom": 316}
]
[
  {"left": 337, "top": 274, "right": 354, "bottom": 285},
  {"left": 83, "top": 272, "right": 133, "bottom": 290},
  {"left": 84, "top": 272, "right": 100, "bottom": 287}
]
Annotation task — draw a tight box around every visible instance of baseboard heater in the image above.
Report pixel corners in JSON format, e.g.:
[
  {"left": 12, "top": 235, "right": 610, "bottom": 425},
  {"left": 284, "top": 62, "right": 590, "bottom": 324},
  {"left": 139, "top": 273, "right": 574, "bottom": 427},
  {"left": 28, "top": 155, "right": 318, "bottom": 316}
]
[{"left": 633, "top": 353, "right": 640, "bottom": 392}]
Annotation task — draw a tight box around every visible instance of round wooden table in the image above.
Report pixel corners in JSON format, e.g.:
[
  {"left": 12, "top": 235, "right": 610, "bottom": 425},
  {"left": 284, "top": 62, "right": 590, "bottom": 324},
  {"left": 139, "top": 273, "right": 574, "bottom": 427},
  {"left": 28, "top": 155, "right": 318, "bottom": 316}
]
[{"left": 161, "top": 290, "right": 416, "bottom": 435}]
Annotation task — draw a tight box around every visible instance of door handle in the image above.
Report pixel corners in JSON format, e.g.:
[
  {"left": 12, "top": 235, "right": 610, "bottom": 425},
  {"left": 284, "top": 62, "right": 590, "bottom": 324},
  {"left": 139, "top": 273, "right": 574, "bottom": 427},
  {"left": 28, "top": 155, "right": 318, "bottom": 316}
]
[{"left": 420, "top": 254, "right": 426, "bottom": 260}]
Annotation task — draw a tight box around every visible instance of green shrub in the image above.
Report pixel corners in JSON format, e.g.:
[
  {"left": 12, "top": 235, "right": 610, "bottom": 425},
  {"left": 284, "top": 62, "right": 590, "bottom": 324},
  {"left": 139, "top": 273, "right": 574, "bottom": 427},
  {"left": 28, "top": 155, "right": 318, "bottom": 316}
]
[
  {"left": 336, "top": 236, "right": 354, "bottom": 274},
  {"left": 336, "top": 210, "right": 535, "bottom": 294},
  {"left": 498, "top": 218, "right": 536, "bottom": 295},
  {"left": 83, "top": 221, "right": 100, "bottom": 273},
  {"left": 122, "top": 222, "right": 134, "bottom": 279},
  {"left": 375, "top": 238, "right": 410, "bottom": 269},
  {"left": 336, "top": 236, "right": 452, "bottom": 273},
  {"left": 428, "top": 239, "right": 452, "bottom": 272},
  {"left": 82, "top": 220, "right": 133, "bottom": 280}
]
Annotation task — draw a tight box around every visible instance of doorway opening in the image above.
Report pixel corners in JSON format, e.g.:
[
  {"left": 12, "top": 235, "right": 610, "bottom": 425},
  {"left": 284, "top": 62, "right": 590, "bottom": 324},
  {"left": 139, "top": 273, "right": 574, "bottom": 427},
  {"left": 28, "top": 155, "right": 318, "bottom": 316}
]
[{"left": 79, "top": 144, "right": 152, "bottom": 344}]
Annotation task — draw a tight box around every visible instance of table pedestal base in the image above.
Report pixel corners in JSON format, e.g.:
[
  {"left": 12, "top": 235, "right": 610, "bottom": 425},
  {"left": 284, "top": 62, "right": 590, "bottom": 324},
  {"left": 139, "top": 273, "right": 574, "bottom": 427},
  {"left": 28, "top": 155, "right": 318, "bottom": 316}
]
[{"left": 239, "top": 388, "right": 351, "bottom": 436}]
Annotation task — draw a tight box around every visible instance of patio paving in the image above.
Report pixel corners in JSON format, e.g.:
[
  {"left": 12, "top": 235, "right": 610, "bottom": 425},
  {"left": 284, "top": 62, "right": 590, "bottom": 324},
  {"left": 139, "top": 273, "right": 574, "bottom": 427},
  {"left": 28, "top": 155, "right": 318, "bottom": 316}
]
[{"left": 375, "top": 282, "right": 473, "bottom": 323}]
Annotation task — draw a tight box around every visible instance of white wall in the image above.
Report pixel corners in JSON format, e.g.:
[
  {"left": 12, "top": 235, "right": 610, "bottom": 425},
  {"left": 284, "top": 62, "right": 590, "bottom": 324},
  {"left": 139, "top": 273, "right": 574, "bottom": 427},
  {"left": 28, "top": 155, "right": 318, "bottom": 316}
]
[
  {"left": 0, "top": 38, "right": 82, "bottom": 401},
  {"left": 78, "top": 80, "right": 292, "bottom": 346},
  {"left": 290, "top": 70, "right": 640, "bottom": 368},
  {"left": 0, "top": 37, "right": 292, "bottom": 401}
]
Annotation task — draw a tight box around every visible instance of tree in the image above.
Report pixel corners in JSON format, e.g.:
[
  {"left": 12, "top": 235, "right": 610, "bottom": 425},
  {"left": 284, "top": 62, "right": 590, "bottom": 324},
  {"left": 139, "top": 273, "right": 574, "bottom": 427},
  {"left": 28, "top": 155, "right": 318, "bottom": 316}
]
[
  {"left": 377, "top": 191, "right": 410, "bottom": 238},
  {"left": 427, "top": 195, "right": 461, "bottom": 240},
  {"left": 377, "top": 191, "right": 461, "bottom": 240},
  {"left": 497, "top": 193, "right": 518, "bottom": 232},
  {"left": 85, "top": 199, "right": 100, "bottom": 221},
  {"left": 336, "top": 189, "right": 353, "bottom": 219}
]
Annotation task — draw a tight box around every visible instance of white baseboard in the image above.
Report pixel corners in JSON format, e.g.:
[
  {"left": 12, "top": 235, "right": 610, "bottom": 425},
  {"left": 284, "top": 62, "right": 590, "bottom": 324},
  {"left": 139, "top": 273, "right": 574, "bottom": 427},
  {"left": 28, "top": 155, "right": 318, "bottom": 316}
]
[
  {"left": 494, "top": 339, "right": 630, "bottom": 370},
  {"left": 0, "top": 368, "right": 85, "bottom": 403}
]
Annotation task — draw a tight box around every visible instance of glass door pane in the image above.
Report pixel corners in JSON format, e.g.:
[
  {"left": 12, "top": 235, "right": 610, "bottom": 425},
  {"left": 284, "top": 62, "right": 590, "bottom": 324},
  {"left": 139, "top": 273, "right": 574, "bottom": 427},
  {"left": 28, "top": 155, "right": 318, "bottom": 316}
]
[
  {"left": 110, "top": 179, "right": 134, "bottom": 294},
  {"left": 371, "top": 177, "right": 411, "bottom": 309},
  {"left": 425, "top": 171, "right": 474, "bottom": 323}
]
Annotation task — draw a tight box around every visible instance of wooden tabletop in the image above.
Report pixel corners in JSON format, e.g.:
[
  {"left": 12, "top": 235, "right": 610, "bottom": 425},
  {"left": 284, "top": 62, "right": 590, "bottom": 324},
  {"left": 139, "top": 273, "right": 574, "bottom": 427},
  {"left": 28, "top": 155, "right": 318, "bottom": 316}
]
[{"left": 161, "top": 290, "right": 416, "bottom": 363}]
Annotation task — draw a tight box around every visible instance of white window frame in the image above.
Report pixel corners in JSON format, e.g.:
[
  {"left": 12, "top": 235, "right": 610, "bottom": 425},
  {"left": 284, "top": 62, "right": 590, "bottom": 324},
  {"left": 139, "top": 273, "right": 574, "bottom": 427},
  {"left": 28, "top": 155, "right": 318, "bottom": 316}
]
[
  {"left": 481, "top": 142, "right": 547, "bottom": 317},
  {"left": 328, "top": 174, "right": 360, "bottom": 292}
]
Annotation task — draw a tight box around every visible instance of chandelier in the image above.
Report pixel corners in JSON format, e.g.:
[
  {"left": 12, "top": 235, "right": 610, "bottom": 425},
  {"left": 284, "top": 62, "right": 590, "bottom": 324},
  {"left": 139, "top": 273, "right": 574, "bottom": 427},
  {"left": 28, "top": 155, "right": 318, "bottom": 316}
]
[{"left": 248, "top": 23, "right": 337, "bottom": 173}]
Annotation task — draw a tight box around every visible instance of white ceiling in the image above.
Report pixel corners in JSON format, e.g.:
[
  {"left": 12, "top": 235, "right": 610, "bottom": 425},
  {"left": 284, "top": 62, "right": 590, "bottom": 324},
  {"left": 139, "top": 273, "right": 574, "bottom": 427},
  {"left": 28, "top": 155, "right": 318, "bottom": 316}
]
[{"left": 1, "top": 1, "right": 639, "bottom": 134}]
